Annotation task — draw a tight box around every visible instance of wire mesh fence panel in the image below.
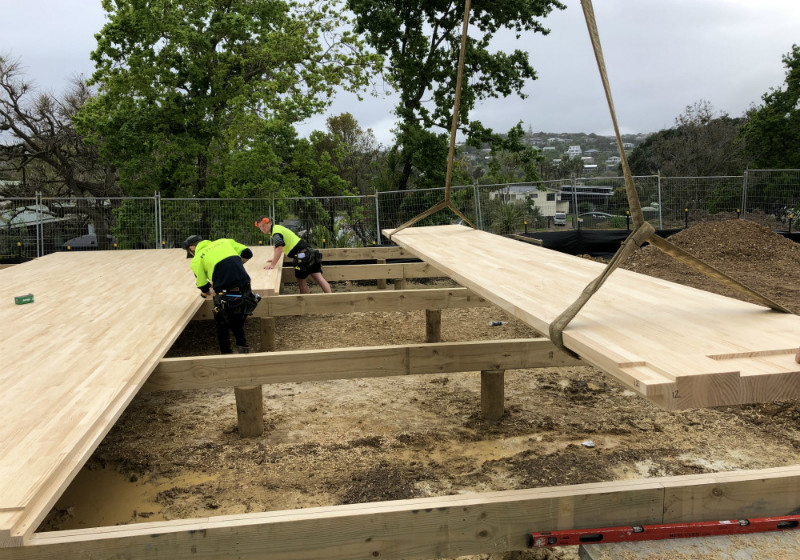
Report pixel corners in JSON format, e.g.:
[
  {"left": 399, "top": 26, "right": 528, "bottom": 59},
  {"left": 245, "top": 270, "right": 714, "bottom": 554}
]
[
  {"left": 475, "top": 177, "right": 661, "bottom": 232},
  {"left": 101, "top": 197, "right": 157, "bottom": 250},
  {"left": 743, "top": 169, "right": 800, "bottom": 231},
  {"left": 0, "top": 197, "right": 39, "bottom": 260},
  {"left": 160, "top": 198, "right": 273, "bottom": 250},
  {"left": 2, "top": 170, "right": 798, "bottom": 263},
  {"left": 274, "top": 195, "right": 378, "bottom": 248},
  {"left": 657, "top": 176, "right": 746, "bottom": 229},
  {"left": 476, "top": 180, "right": 565, "bottom": 233},
  {"left": 377, "top": 186, "right": 477, "bottom": 241},
  {"left": 571, "top": 175, "right": 660, "bottom": 230},
  {"left": 1, "top": 196, "right": 157, "bottom": 258}
]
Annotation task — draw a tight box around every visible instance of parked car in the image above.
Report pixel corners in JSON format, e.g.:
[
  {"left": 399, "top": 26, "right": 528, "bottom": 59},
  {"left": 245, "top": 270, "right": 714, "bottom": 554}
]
[
  {"left": 553, "top": 212, "right": 567, "bottom": 226},
  {"left": 578, "top": 211, "right": 617, "bottom": 228}
]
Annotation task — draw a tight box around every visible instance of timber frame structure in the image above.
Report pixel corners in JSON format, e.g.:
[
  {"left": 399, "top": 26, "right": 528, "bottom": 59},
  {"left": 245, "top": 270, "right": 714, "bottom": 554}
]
[{"left": 2, "top": 241, "right": 800, "bottom": 559}]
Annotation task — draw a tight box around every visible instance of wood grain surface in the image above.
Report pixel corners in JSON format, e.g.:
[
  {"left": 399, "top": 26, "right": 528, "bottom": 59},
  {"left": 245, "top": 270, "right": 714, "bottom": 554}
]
[
  {"left": 0, "top": 246, "right": 280, "bottom": 544},
  {"left": 387, "top": 225, "right": 800, "bottom": 411}
]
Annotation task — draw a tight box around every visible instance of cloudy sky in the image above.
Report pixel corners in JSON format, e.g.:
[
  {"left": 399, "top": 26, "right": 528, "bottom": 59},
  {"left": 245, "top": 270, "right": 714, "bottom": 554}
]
[{"left": 2, "top": 1, "right": 798, "bottom": 146}]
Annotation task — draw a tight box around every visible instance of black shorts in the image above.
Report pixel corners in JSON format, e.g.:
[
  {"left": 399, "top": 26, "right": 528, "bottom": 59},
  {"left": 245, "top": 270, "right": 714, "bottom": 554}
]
[{"left": 294, "top": 259, "right": 322, "bottom": 279}]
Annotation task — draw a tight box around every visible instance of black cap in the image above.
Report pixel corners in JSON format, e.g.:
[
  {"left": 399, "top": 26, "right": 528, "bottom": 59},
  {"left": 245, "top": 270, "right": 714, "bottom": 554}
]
[{"left": 182, "top": 235, "right": 203, "bottom": 258}]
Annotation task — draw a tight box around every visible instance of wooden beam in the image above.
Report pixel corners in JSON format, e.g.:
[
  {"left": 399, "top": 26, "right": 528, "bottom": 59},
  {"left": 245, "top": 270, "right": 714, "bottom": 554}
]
[
  {"left": 144, "top": 339, "right": 580, "bottom": 392},
  {"left": 280, "top": 262, "right": 445, "bottom": 284},
  {"left": 509, "top": 233, "right": 543, "bottom": 246},
  {"left": 192, "top": 287, "right": 489, "bottom": 320},
  {"left": 8, "top": 465, "right": 800, "bottom": 559},
  {"left": 318, "top": 246, "right": 409, "bottom": 261}
]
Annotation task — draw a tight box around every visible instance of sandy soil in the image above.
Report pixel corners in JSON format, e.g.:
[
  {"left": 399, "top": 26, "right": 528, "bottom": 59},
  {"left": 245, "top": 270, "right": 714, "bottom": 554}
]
[{"left": 40, "top": 220, "right": 800, "bottom": 560}]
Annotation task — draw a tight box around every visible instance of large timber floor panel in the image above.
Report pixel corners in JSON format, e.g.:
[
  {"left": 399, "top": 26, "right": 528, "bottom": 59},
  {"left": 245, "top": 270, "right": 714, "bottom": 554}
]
[
  {"left": 387, "top": 225, "right": 800, "bottom": 410},
  {"left": 0, "top": 247, "right": 279, "bottom": 545}
]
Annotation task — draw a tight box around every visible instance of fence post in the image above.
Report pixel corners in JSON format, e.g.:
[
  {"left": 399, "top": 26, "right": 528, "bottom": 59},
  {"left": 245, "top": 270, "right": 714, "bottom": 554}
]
[
  {"left": 476, "top": 184, "right": 484, "bottom": 230},
  {"left": 374, "top": 186, "right": 381, "bottom": 245},
  {"left": 473, "top": 181, "right": 480, "bottom": 230},
  {"left": 36, "top": 191, "right": 43, "bottom": 257},
  {"left": 155, "top": 192, "right": 162, "bottom": 249},
  {"left": 741, "top": 170, "right": 749, "bottom": 219},
  {"left": 656, "top": 171, "right": 663, "bottom": 230},
  {"left": 571, "top": 175, "right": 578, "bottom": 228}
]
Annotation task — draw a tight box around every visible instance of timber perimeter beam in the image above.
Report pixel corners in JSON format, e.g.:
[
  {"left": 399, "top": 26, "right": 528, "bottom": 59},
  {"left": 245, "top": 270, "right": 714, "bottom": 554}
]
[{"left": 7, "top": 465, "right": 800, "bottom": 559}]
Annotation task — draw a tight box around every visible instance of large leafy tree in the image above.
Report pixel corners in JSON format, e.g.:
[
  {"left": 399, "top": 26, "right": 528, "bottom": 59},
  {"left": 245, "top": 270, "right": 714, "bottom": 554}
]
[
  {"left": 312, "top": 112, "right": 383, "bottom": 196},
  {"left": 740, "top": 44, "right": 800, "bottom": 169},
  {"left": 627, "top": 100, "right": 748, "bottom": 177},
  {"left": 347, "top": 0, "right": 565, "bottom": 191},
  {"left": 78, "top": 0, "right": 381, "bottom": 197}
]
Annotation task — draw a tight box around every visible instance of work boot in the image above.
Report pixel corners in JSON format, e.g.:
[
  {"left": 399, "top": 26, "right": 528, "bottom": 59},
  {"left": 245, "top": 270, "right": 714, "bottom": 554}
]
[{"left": 238, "top": 346, "right": 251, "bottom": 354}]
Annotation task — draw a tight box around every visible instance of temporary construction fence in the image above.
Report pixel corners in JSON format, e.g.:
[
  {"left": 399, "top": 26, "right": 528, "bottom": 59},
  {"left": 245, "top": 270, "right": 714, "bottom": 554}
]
[{"left": 1, "top": 169, "right": 798, "bottom": 261}]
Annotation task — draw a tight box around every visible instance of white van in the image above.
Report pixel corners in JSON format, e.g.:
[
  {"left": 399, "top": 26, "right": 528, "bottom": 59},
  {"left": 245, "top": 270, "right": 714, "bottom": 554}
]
[{"left": 553, "top": 212, "right": 567, "bottom": 226}]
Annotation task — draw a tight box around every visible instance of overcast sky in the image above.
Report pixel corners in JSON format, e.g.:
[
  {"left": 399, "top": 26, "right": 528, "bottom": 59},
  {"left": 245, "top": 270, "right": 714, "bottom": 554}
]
[{"left": 2, "top": 1, "right": 798, "bottom": 146}]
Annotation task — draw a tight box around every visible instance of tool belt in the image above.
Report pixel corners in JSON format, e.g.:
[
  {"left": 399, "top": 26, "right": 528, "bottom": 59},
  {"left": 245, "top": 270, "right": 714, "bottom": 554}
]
[
  {"left": 213, "top": 287, "right": 261, "bottom": 317},
  {"left": 292, "top": 248, "right": 320, "bottom": 269}
]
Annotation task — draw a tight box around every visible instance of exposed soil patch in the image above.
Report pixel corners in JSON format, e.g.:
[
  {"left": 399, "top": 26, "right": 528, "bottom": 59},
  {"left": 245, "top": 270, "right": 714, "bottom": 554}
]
[{"left": 41, "top": 220, "right": 800, "bottom": 560}]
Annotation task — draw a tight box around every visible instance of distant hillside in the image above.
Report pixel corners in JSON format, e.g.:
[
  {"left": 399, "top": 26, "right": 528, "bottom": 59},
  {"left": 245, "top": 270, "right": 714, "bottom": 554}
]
[{"left": 459, "top": 131, "right": 650, "bottom": 177}]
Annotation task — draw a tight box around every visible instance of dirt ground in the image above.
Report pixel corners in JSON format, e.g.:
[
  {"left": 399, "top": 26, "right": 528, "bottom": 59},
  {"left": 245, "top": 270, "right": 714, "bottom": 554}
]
[{"left": 41, "top": 219, "right": 800, "bottom": 560}]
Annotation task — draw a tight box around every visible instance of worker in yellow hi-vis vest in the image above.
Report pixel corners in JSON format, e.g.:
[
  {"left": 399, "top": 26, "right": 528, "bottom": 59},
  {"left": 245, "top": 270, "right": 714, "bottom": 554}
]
[
  {"left": 254, "top": 216, "right": 331, "bottom": 294},
  {"left": 182, "top": 235, "right": 260, "bottom": 354}
]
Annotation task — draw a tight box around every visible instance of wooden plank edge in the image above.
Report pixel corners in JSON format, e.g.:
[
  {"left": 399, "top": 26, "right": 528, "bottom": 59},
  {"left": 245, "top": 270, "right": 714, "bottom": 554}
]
[
  {"left": 7, "top": 465, "right": 800, "bottom": 558},
  {"left": 1, "top": 299, "right": 204, "bottom": 545}
]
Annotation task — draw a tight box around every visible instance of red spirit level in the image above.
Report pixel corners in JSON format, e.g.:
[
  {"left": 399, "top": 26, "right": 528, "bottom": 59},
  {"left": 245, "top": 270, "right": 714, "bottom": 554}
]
[{"left": 527, "top": 514, "right": 800, "bottom": 548}]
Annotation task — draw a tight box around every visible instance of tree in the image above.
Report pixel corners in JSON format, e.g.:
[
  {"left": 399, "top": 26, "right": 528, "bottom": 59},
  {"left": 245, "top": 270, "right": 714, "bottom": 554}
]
[
  {"left": 740, "top": 44, "right": 800, "bottom": 169},
  {"left": 313, "top": 113, "right": 384, "bottom": 196},
  {"left": 627, "top": 100, "right": 748, "bottom": 177},
  {"left": 78, "top": 0, "right": 381, "bottom": 197},
  {"left": 347, "top": 0, "right": 565, "bottom": 191},
  {"left": 0, "top": 56, "right": 118, "bottom": 198},
  {"left": 482, "top": 122, "right": 543, "bottom": 184},
  {"left": 538, "top": 154, "right": 583, "bottom": 181}
]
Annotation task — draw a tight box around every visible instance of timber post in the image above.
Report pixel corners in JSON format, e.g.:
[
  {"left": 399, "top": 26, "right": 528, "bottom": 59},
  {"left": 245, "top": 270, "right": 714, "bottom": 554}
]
[
  {"left": 377, "top": 259, "right": 387, "bottom": 289},
  {"left": 425, "top": 309, "right": 442, "bottom": 343},
  {"left": 234, "top": 386, "right": 264, "bottom": 437},
  {"left": 259, "top": 316, "right": 276, "bottom": 352},
  {"left": 480, "top": 369, "right": 505, "bottom": 423},
  {"left": 231, "top": 316, "right": 274, "bottom": 438}
]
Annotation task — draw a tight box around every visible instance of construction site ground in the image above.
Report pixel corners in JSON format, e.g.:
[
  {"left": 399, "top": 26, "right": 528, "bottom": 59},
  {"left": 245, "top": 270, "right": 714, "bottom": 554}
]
[{"left": 40, "top": 219, "right": 800, "bottom": 560}]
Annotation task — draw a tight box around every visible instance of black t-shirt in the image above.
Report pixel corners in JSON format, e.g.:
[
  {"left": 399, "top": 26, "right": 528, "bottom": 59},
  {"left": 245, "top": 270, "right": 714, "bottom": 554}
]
[{"left": 211, "top": 255, "right": 251, "bottom": 291}]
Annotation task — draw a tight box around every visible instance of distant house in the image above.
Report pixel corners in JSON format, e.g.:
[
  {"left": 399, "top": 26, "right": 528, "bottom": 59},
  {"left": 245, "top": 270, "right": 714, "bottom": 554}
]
[
  {"left": 488, "top": 186, "right": 538, "bottom": 204},
  {"left": 489, "top": 185, "right": 569, "bottom": 218},
  {"left": 622, "top": 142, "right": 634, "bottom": 150},
  {"left": 566, "top": 145, "right": 582, "bottom": 158}
]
